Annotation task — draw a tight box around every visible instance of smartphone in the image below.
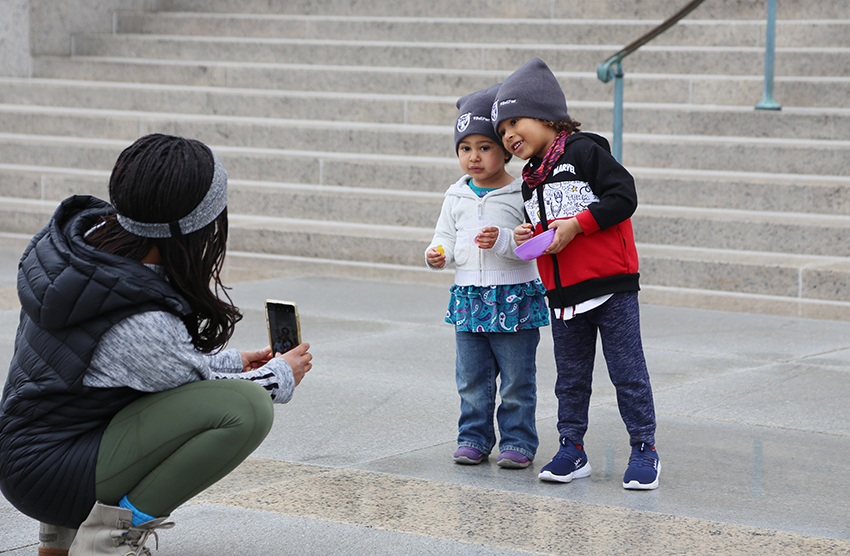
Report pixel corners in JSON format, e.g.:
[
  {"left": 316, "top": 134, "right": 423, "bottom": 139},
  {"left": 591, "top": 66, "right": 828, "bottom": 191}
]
[{"left": 265, "top": 300, "right": 301, "bottom": 356}]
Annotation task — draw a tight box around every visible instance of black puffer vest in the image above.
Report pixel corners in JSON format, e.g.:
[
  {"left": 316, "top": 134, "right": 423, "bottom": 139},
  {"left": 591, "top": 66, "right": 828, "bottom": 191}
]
[{"left": 0, "top": 196, "right": 190, "bottom": 528}]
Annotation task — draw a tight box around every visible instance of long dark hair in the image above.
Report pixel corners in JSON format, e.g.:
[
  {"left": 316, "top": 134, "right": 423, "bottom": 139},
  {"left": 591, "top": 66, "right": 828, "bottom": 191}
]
[{"left": 85, "top": 134, "right": 241, "bottom": 353}]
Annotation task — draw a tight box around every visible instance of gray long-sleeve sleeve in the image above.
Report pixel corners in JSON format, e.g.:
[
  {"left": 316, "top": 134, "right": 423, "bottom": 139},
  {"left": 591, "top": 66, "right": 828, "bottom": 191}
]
[{"left": 85, "top": 310, "right": 295, "bottom": 404}]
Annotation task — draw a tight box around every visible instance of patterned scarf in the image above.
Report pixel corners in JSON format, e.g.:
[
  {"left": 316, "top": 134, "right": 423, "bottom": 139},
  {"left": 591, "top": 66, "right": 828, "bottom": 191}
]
[{"left": 522, "top": 131, "right": 570, "bottom": 189}]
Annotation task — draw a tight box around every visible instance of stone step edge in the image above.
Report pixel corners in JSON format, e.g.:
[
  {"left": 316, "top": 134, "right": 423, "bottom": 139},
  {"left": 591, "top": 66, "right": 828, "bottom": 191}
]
[
  {"left": 3, "top": 233, "right": 844, "bottom": 321},
  {"left": 0, "top": 76, "right": 457, "bottom": 103},
  {"left": 115, "top": 12, "right": 850, "bottom": 26},
  {"left": 4, "top": 164, "right": 850, "bottom": 198},
  {"left": 74, "top": 32, "right": 850, "bottom": 55},
  {"left": 3, "top": 132, "right": 849, "bottom": 164},
  {"left": 3, "top": 197, "right": 850, "bottom": 264},
  {"left": 37, "top": 56, "right": 850, "bottom": 83},
  {"left": 3, "top": 87, "right": 848, "bottom": 117},
  {"left": 637, "top": 204, "right": 850, "bottom": 228},
  {"left": 640, "top": 284, "right": 850, "bottom": 321},
  {"left": 224, "top": 251, "right": 850, "bottom": 321},
  {"left": 4, "top": 102, "right": 850, "bottom": 132},
  {"left": 4, "top": 225, "right": 847, "bottom": 273},
  {"left": 2, "top": 229, "right": 847, "bottom": 319}
]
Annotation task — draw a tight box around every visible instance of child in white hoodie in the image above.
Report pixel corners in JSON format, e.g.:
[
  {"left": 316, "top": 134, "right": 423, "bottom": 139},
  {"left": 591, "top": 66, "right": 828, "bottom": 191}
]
[{"left": 426, "top": 84, "right": 549, "bottom": 469}]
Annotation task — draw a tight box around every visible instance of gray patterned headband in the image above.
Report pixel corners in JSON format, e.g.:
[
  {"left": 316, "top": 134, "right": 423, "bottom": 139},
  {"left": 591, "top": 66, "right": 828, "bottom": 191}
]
[{"left": 116, "top": 151, "right": 228, "bottom": 238}]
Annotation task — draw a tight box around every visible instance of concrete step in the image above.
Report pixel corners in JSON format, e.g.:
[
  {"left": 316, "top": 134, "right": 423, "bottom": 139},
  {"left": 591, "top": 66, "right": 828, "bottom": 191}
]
[
  {"left": 2, "top": 196, "right": 847, "bottom": 313},
  {"left": 70, "top": 34, "right": 850, "bottom": 78},
  {"left": 0, "top": 77, "right": 451, "bottom": 125},
  {"left": 0, "top": 134, "right": 461, "bottom": 192},
  {"left": 0, "top": 167, "right": 444, "bottom": 228},
  {"left": 155, "top": 0, "right": 850, "bottom": 20},
  {"left": 4, "top": 97, "right": 850, "bottom": 142},
  {"left": 638, "top": 243, "right": 850, "bottom": 303},
  {"left": 2, "top": 130, "right": 848, "bottom": 191},
  {"left": 634, "top": 168, "right": 850, "bottom": 217},
  {"left": 5, "top": 0, "right": 849, "bottom": 321},
  {"left": 6, "top": 165, "right": 850, "bottom": 250},
  {"left": 4, "top": 162, "right": 849, "bottom": 262},
  {"left": 635, "top": 205, "right": 850, "bottom": 258},
  {"left": 621, "top": 133, "right": 850, "bottom": 177},
  {"left": 0, "top": 107, "right": 452, "bottom": 157},
  {"left": 114, "top": 13, "right": 850, "bottom": 48},
  {"left": 31, "top": 58, "right": 850, "bottom": 109},
  {"left": 0, "top": 196, "right": 436, "bottom": 266}
]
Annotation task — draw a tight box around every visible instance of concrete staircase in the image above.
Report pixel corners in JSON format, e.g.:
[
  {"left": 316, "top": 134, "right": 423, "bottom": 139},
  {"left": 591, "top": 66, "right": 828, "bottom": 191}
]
[{"left": 1, "top": 0, "right": 849, "bottom": 319}]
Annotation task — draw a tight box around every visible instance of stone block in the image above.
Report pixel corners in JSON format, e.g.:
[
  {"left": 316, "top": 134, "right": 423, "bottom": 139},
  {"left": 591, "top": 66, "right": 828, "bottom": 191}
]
[{"left": 0, "top": 0, "right": 30, "bottom": 77}]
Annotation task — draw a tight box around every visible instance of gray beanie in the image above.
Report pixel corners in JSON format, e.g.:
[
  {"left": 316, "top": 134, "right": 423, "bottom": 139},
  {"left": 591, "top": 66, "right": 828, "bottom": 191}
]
[
  {"left": 454, "top": 83, "right": 503, "bottom": 152},
  {"left": 491, "top": 58, "right": 568, "bottom": 132}
]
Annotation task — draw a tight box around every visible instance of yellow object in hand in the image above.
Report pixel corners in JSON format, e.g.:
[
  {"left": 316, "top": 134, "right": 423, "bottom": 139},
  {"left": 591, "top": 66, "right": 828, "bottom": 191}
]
[{"left": 436, "top": 245, "right": 445, "bottom": 256}]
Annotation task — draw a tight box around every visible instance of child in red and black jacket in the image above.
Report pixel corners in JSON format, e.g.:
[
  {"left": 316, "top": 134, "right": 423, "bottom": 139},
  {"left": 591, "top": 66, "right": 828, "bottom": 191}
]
[{"left": 493, "top": 57, "right": 660, "bottom": 490}]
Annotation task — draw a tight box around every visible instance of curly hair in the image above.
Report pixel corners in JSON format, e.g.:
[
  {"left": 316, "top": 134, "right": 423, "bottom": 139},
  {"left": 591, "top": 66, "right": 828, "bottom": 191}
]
[
  {"left": 546, "top": 117, "right": 582, "bottom": 135},
  {"left": 85, "top": 134, "right": 241, "bottom": 353}
]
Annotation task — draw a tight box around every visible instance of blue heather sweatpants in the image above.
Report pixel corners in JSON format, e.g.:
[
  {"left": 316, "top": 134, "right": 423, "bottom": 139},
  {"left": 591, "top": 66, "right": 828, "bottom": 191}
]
[{"left": 550, "top": 291, "right": 656, "bottom": 447}]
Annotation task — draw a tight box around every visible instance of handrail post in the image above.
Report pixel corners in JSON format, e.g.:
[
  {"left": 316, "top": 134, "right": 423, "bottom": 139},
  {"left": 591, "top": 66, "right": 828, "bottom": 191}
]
[
  {"left": 612, "top": 61, "right": 624, "bottom": 163},
  {"left": 597, "top": 0, "right": 707, "bottom": 162},
  {"left": 756, "top": 0, "right": 781, "bottom": 110}
]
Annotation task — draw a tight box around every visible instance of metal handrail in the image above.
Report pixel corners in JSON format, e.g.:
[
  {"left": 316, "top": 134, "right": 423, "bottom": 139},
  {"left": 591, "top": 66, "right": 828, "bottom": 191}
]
[
  {"left": 596, "top": 0, "right": 708, "bottom": 162},
  {"left": 597, "top": 0, "right": 708, "bottom": 83}
]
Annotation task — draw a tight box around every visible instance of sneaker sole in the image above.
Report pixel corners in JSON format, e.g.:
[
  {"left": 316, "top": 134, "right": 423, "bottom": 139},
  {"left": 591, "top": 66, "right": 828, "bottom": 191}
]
[
  {"left": 454, "top": 456, "right": 485, "bottom": 465},
  {"left": 497, "top": 458, "right": 531, "bottom": 469},
  {"left": 623, "top": 462, "right": 660, "bottom": 490},
  {"left": 538, "top": 462, "right": 592, "bottom": 483}
]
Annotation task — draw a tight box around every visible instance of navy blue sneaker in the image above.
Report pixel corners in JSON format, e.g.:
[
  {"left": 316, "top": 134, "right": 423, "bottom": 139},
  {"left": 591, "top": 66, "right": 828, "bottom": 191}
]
[
  {"left": 623, "top": 443, "right": 660, "bottom": 490},
  {"left": 538, "top": 438, "right": 591, "bottom": 483}
]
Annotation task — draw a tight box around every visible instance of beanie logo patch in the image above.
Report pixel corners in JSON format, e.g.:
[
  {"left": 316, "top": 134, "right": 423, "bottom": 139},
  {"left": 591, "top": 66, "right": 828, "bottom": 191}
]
[
  {"left": 457, "top": 112, "right": 471, "bottom": 133},
  {"left": 491, "top": 101, "right": 498, "bottom": 123}
]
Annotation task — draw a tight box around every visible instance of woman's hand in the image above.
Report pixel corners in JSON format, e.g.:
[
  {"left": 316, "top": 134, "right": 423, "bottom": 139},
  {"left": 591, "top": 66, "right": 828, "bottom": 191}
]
[
  {"left": 475, "top": 226, "right": 499, "bottom": 250},
  {"left": 241, "top": 346, "right": 273, "bottom": 372},
  {"left": 514, "top": 223, "right": 533, "bottom": 246},
  {"left": 426, "top": 246, "right": 446, "bottom": 269},
  {"left": 279, "top": 342, "right": 312, "bottom": 386}
]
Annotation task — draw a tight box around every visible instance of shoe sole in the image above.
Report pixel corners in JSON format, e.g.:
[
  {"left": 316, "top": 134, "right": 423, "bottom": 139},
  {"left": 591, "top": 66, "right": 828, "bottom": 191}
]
[
  {"left": 538, "top": 462, "right": 592, "bottom": 483},
  {"left": 497, "top": 458, "right": 531, "bottom": 469},
  {"left": 454, "top": 456, "right": 484, "bottom": 465},
  {"left": 623, "top": 462, "right": 660, "bottom": 490}
]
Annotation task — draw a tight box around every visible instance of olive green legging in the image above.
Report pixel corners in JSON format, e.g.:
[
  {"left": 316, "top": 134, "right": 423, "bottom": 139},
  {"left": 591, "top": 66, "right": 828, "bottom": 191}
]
[{"left": 95, "top": 379, "right": 274, "bottom": 518}]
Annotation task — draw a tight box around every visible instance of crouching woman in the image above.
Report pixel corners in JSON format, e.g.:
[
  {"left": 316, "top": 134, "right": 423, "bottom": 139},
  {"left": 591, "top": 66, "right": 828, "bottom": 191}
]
[{"left": 0, "top": 134, "right": 312, "bottom": 555}]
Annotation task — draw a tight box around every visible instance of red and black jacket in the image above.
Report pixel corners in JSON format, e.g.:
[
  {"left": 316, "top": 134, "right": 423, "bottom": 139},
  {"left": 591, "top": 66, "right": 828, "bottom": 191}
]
[{"left": 521, "top": 132, "right": 640, "bottom": 309}]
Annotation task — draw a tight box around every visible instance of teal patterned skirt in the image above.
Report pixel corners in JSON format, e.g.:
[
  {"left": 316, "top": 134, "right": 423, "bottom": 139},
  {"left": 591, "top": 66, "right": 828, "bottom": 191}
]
[{"left": 446, "top": 280, "right": 550, "bottom": 333}]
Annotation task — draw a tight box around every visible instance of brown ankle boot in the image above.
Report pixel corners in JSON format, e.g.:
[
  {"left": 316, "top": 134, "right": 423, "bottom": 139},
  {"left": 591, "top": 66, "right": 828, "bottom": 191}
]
[{"left": 39, "top": 522, "right": 77, "bottom": 556}]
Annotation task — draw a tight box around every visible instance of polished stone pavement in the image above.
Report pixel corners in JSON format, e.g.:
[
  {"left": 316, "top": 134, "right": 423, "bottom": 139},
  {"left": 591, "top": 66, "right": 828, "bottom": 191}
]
[{"left": 0, "top": 245, "right": 849, "bottom": 555}]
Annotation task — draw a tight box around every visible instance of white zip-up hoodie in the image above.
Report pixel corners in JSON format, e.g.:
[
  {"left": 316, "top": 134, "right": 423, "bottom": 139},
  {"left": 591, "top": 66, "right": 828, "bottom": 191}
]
[{"left": 426, "top": 175, "right": 540, "bottom": 287}]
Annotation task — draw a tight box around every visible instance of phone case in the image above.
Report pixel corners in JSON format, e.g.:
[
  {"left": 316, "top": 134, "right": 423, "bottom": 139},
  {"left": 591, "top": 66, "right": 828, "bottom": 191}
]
[{"left": 265, "top": 299, "right": 300, "bottom": 356}]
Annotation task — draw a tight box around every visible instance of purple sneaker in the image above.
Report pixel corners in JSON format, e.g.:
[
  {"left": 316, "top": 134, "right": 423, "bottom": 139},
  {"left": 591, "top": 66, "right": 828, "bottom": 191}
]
[
  {"left": 497, "top": 450, "right": 531, "bottom": 469},
  {"left": 453, "top": 446, "right": 486, "bottom": 465}
]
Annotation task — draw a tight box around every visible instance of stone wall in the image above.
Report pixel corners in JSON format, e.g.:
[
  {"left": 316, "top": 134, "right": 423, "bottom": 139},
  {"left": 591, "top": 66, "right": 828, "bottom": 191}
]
[
  {"left": 0, "top": 0, "right": 150, "bottom": 77},
  {"left": 0, "top": 0, "right": 30, "bottom": 76}
]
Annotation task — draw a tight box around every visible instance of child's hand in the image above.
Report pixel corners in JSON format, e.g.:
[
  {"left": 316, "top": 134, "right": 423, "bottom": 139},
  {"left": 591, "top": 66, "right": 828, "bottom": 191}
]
[
  {"left": 544, "top": 218, "right": 583, "bottom": 255},
  {"left": 514, "top": 223, "right": 533, "bottom": 246},
  {"left": 475, "top": 227, "right": 499, "bottom": 250},
  {"left": 426, "top": 246, "right": 446, "bottom": 268}
]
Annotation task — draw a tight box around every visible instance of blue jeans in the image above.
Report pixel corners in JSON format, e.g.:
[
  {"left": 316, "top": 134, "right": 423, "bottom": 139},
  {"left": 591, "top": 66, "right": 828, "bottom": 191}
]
[
  {"left": 455, "top": 328, "right": 540, "bottom": 460},
  {"left": 551, "top": 292, "right": 656, "bottom": 447}
]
